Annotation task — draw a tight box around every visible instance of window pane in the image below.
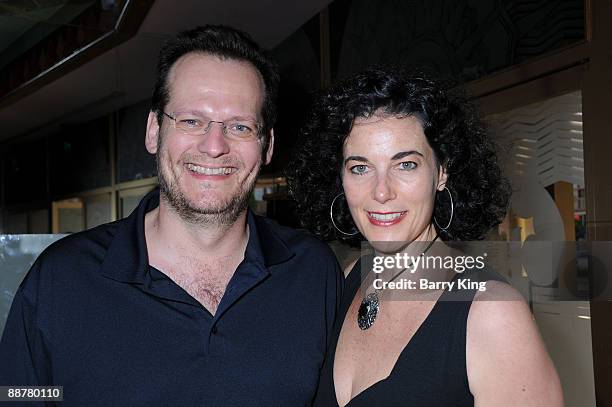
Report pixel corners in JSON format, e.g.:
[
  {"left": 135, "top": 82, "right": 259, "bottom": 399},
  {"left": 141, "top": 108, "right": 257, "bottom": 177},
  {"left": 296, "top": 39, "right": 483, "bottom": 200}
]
[
  {"left": 49, "top": 117, "right": 111, "bottom": 195},
  {"left": 117, "top": 100, "right": 157, "bottom": 183},
  {"left": 53, "top": 198, "right": 84, "bottom": 233},
  {"left": 4, "top": 139, "right": 47, "bottom": 205},
  {"left": 0, "top": 235, "right": 65, "bottom": 337},
  {"left": 84, "top": 194, "right": 112, "bottom": 229},
  {"left": 119, "top": 186, "right": 155, "bottom": 218},
  {"left": 29, "top": 209, "right": 49, "bottom": 234}
]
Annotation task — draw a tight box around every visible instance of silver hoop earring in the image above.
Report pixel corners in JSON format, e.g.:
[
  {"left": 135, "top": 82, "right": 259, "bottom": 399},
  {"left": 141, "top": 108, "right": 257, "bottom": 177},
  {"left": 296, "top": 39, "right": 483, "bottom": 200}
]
[
  {"left": 433, "top": 186, "right": 454, "bottom": 231},
  {"left": 330, "top": 193, "right": 359, "bottom": 236}
]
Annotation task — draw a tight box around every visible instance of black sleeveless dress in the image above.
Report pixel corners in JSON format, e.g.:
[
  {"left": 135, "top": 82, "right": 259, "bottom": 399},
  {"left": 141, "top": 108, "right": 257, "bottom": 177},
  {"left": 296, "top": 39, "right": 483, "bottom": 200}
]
[{"left": 313, "top": 257, "right": 503, "bottom": 407}]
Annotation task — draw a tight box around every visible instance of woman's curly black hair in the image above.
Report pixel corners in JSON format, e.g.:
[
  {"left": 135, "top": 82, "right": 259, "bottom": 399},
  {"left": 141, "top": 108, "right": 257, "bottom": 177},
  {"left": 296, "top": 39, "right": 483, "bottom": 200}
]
[{"left": 286, "top": 67, "right": 511, "bottom": 245}]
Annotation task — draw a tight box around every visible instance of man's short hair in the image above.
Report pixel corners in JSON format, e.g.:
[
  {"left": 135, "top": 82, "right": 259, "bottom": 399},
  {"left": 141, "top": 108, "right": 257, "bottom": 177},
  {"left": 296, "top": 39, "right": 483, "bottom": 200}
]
[{"left": 151, "top": 25, "right": 279, "bottom": 147}]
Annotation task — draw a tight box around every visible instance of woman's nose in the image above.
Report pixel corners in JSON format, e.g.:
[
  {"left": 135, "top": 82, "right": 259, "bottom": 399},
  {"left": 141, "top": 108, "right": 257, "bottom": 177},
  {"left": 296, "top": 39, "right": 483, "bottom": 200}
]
[{"left": 371, "top": 173, "right": 396, "bottom": 203}]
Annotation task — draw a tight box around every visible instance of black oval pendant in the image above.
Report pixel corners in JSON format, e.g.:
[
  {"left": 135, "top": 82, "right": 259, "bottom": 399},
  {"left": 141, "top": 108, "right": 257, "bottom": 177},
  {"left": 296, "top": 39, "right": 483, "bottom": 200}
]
[{"left": 357, "top": 292, "right": 380, "bottom": 330}]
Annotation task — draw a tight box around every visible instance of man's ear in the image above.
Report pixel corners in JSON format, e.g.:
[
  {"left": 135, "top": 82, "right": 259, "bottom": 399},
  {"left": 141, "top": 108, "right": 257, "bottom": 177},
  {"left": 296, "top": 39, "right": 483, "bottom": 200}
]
[
  {"left": 437, "top": 165, "right": 449, "bottom": 191},
  {"left": 264, "top": 129, "right": 274, "bottom": 165},
  {"left": 145, "top": 111, "right": 160, "bottom": 154}
]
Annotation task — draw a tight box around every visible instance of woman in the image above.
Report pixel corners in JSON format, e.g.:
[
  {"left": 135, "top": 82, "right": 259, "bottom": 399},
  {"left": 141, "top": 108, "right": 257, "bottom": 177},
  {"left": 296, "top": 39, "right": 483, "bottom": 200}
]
[{"left": 288, "top": 68, "right": 563, "bottom": 406}]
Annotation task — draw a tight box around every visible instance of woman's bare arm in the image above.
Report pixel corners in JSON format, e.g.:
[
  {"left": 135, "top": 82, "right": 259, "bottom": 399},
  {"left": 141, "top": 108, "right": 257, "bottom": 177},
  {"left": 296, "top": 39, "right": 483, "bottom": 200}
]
[{"left": 467, "top": 281, "right": 564, "bottom": 407}]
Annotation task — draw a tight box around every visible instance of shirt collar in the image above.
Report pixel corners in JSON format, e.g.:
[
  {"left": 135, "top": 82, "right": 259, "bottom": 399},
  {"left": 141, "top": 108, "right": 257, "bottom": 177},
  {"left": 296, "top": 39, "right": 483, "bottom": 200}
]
[
  {"left": 246, "top": 209, "right": 295, "bottom": 267},
  {"left": 100, "top": 188, "right": 294, "bottom": 283}
]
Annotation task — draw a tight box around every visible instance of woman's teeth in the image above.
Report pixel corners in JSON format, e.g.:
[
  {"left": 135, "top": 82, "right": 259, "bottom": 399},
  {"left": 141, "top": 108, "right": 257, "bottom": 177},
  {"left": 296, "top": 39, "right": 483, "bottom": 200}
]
[{"left": 368, "top": 212, "right": 405, "bottom": 221}]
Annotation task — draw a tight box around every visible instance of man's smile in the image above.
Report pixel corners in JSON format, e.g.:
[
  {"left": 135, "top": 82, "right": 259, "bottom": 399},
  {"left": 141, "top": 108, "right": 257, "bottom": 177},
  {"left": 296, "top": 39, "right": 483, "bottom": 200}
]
[{"left": 185, "top": 163, "right": 237, "bottom": 178}]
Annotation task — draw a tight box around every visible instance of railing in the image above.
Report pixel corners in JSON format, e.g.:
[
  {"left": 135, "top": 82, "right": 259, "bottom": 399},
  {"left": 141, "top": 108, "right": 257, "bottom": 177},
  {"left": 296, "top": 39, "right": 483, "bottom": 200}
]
[{"left": 0, "top": 0, "right": 152, "bottom": 106}]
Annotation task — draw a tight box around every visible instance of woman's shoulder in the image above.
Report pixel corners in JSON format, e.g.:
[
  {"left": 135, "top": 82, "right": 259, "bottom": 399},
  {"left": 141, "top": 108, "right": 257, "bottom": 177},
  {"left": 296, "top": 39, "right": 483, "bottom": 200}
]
[
  {"left": 467, "top": 279, "right": 531, "bottom": 345},
  {"left": 465, "top": 280, "right": 563, "bottom": 406}
]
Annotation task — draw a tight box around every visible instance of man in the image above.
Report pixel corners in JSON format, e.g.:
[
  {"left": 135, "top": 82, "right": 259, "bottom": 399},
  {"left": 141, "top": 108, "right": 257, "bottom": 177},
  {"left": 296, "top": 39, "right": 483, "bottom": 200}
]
[{"left": 0, "top": 26, "right": 342, "bottom": 406}]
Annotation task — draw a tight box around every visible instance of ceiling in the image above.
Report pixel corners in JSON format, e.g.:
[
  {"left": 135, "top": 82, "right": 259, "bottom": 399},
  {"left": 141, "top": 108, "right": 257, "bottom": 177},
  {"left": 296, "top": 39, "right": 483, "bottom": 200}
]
[
  {"left": 0, "top": 0, "right": 94, "bottom": 65},
  {"left": 0, "top": 0, "right": 331, "bottom": 142}
]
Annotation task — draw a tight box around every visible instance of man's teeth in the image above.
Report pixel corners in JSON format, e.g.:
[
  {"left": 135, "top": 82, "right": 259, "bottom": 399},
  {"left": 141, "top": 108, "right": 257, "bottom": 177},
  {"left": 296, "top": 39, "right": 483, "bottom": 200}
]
[
  {"left": 186, "top": 164, "right": 233, "bottom": 175},
  {"left": 369, "top": 212, "right": 404, "bottom": 221}
]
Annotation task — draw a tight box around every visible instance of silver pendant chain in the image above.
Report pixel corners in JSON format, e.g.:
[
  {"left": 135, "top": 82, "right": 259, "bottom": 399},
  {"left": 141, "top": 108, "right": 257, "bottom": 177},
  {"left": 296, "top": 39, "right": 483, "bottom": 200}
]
[{"left": 357, "top": 235, "right": 439, "bottom": 330}]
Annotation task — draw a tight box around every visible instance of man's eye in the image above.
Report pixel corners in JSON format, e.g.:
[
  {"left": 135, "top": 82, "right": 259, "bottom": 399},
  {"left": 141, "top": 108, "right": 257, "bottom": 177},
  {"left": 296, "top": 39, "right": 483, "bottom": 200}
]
[
  {"left": 179, "top": 119, "right": 201, "bottom": 128},
  {"left": 350, "top": 165, "right": 369, "bottom": 175},
  {"left": 230, "top": 123, "right": 252, "bottom": 133},
  {"left": 399, "top": 161, "right": 417, "bottom": 170}
]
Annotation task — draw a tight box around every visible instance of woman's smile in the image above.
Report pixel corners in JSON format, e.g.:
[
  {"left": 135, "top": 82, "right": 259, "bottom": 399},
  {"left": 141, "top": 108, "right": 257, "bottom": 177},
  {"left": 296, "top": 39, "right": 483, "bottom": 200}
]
[{"left": 366, "top": 211, "right": 407, "bottom": 226}]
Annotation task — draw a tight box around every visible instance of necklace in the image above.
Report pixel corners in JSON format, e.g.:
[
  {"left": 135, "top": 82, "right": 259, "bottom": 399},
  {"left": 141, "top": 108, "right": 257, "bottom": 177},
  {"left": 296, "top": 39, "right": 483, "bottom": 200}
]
[{"left": 357, "top": 235, "right": 439, "bottom": 330}]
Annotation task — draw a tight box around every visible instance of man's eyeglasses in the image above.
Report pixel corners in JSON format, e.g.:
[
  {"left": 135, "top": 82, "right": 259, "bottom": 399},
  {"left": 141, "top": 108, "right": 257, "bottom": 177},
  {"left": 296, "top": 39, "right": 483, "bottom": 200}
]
[{"left": 163, "top": 112, "right": 261, "bottom": 142}]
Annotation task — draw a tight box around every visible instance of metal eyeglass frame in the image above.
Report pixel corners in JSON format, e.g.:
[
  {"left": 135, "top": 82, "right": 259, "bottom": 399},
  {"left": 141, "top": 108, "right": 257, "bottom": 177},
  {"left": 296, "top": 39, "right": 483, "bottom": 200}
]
[{"left": 162, "top": 111, "right": 262, "bottom": 141}]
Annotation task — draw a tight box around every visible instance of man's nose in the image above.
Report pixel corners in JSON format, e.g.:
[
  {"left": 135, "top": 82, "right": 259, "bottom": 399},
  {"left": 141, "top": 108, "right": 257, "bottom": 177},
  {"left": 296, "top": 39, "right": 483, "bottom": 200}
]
[
  {"left": 371, "top": 173, "right": 396, "bottom": 204},
  {"left": 196, "top": 122, "right": 230, "bottom": 157}
]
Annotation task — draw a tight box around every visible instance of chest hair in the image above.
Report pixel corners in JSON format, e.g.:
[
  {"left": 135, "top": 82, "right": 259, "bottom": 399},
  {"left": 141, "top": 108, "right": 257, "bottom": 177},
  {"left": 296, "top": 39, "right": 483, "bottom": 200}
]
[{"left": 163, "top": 254, "right": 242, "bottom": 315}]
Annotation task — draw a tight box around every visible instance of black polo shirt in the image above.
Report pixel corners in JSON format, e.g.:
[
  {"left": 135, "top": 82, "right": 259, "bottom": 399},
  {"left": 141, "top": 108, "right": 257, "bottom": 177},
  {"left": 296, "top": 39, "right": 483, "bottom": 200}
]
[{"left": 0, "top": 190, "right": 342, "bottom": 406}]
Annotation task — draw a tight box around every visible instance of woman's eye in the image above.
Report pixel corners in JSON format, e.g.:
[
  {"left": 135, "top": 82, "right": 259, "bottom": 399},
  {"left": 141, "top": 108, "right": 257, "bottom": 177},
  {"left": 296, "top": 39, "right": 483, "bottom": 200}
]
[
  {"left": 349, "top": 165, "right": 369, "bottom": 175},
  {"left": 399, "top": 161, "right": 417, "bottom": 170}
]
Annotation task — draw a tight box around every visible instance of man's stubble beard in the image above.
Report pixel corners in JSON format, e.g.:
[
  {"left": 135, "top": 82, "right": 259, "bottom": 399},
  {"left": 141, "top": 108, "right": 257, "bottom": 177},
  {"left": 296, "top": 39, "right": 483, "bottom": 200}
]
[{"left": 156, "top": 133, "right": 261, "bottom": 227}]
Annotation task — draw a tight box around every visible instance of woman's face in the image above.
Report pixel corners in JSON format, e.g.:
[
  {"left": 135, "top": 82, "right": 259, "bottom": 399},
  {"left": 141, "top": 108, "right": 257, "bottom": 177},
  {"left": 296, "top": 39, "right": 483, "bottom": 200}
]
[{"left": 342, "top": 114, "right": 447, "bottom": 248}]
